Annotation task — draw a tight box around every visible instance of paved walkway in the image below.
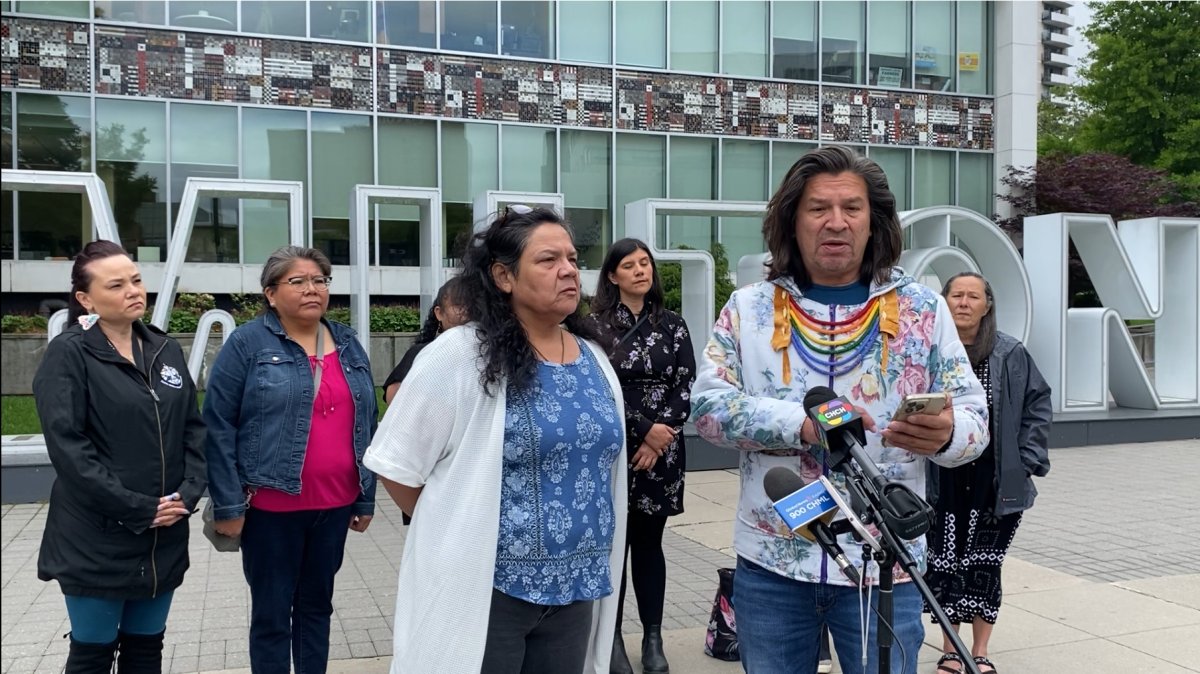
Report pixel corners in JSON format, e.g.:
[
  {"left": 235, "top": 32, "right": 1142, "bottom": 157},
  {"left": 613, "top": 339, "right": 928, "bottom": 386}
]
[{"left": 3, "top": 440, "right": 1198, "bottom": 673}]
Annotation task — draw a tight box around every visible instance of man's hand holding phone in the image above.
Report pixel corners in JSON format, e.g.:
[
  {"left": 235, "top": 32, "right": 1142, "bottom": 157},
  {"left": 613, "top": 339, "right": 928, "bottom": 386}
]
[{"left": 882, "top": 393, "right": 954, "bottom": 455}]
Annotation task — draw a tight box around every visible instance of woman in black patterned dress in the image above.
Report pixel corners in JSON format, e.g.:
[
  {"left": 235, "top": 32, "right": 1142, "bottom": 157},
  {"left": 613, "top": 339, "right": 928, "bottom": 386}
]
[
  {"left": 925, "top": 272, "right": 1053, "bottom": 674},
  {"left": 586, "top": 238, "right": 695, "bottom": 674}
]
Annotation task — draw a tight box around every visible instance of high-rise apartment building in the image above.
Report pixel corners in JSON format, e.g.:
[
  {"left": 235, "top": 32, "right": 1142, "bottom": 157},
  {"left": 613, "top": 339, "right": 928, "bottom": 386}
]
[{"left": 1041, "top": 0, "right": 1076, "bottom": 106}]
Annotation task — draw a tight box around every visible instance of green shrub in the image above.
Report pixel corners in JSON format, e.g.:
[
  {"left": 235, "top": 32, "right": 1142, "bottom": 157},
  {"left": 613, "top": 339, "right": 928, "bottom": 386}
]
[
  {"left": 370, "top": 305, "right": 422, "bottom": 332},
  {"left": 144, "top": 292, "right": 218, "bottom": 333},
  {"left": 658, "top": 242, "right": 736, "bottom": 319},
  {"left": 0, "top": 314, "right": 49, "bottom": 334},
  {"left": 326, "top": 306, "right": 351, "bottom": 325},
  {"left": 229, "top": 292, "right": 262, "bottom": 325},
  {"left": 3, "top": 301, "right": 422, "bottom": 335},
  {"left": 326, "top": 305, "right": 422, "bottom": 333}
]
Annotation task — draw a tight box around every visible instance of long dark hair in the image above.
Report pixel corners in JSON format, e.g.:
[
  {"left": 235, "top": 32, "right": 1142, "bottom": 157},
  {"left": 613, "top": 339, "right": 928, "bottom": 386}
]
[
  {"left": 763, "top": 145, "right": 903, "bottom": 287},
  {"left": 416, "top": 276, "right": 466, "bottom": 345},
  {"left": 941, "top": 271, "right": 996, "bottom": 366},
  {"left": 459, "top": 206, "right": 599, "bottom": 393},
  {"left": 590, "top": 237, "right": 664, "bottom": 327},
  {"left": 68, "top": 240, "right": 132, "bottom": 322}
]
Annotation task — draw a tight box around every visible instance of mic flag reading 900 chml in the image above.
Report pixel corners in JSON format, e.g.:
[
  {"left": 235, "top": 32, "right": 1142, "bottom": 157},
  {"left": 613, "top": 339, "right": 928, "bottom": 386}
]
[
  {"left": 763, "top": 467, "right": 862, "bottom": 585},
  {"left": 763, "top": 467, "right": 837, "bottom": 542}
]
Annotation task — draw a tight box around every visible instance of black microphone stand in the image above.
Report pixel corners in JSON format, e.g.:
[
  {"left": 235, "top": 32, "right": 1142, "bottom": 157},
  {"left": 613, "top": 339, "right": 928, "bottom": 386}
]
[{"left": 835, "top": 456, "right": 982, "bottom": 674}]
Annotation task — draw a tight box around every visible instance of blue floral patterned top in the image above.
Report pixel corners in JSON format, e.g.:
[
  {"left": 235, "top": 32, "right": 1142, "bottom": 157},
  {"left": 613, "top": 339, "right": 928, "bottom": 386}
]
[{"left": 494, "top": 339, "right": 624, "bottom": 605}]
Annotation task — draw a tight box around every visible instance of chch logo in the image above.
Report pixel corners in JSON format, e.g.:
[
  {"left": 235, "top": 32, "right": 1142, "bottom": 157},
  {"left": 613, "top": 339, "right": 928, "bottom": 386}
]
[{"left": 818, "top": 400, "right": 854, "bottom": 426}]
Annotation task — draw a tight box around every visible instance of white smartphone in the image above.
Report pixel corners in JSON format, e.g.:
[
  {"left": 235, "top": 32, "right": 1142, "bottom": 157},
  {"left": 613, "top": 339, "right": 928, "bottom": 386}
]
[{"left": 891, "top": 393, "right": 948, "bottom": 422}]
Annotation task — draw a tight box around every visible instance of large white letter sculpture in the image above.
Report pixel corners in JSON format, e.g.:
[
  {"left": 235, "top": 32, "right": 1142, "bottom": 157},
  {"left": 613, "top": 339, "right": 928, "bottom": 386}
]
[
  {"left": 0, "top": 170, "right": 122, "bottom": 244},
  {"left": 625, "top": 199, "right": 769, "bottom": 358},
  {"left": 152, "top": 178, "right": 306, "bottom": 380},
  {"left": 898, "top": 207, "right": 1033, "bottom": 343},
  {"left": 349, "top": 186, "right": 443, "bottom": 357},
  {"left": 2, "top": 170, "right": 123, "bottom": 344},
  {"left": 153, "top": 178, "right": 305, "bottom": 329},
  {"left": 1023, "top": 214, "right": 1200, "bottom": 413}
]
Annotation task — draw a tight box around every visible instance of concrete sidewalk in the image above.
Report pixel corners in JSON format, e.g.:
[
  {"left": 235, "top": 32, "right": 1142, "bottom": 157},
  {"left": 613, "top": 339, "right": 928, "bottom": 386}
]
[{"left": 3, "top": 440, "right": 1198, "bottom": 673}]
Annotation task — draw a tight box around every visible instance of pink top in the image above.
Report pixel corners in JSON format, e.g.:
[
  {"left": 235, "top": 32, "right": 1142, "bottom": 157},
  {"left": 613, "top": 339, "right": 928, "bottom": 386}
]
[{"left": 251, "top": 350, "right": 361, "bottom": 512}]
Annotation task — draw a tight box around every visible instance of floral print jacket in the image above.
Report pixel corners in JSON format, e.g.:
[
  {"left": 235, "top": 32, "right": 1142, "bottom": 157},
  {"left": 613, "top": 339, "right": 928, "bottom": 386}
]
[
  {"left": 586, "top": 305, "right": 695, "bottom": 516},
  {"left": 691, "top": 269, "right": 988, "bottom": 586}
]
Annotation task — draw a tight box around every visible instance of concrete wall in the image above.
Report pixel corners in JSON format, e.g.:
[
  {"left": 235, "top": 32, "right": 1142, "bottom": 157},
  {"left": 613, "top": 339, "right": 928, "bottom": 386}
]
[{"left": 1, "top": 332, "right": 419, "bottom": 394}]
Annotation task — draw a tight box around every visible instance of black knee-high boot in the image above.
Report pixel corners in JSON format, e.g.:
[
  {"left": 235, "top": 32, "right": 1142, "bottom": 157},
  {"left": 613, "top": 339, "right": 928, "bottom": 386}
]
[
  {"left": 115, "top": 631, "right": 165, "bottom": 674},
  {"left": 65, "top": 636, "right": 117, "bottom": 674},
  {"left": 610, "top": 633, "right": 635, "bottom": 674}
]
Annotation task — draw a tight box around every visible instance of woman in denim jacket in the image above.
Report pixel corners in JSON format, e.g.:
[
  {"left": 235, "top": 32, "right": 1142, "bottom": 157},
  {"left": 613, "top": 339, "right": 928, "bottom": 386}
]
[{"left": 203, "top": 246, "right": 378, "bottom": 674}]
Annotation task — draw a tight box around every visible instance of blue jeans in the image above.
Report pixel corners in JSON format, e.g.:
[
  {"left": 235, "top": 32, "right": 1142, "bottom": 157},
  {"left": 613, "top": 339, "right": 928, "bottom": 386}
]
[
  {"left": 241, "top": 505, "right": 353, "bottom": 674},
  {"left": 733, "top": 557, "right": 924, "bottom": 674},
  {"left": 63, "top": 592, "right": 174, "bottom": 644}
]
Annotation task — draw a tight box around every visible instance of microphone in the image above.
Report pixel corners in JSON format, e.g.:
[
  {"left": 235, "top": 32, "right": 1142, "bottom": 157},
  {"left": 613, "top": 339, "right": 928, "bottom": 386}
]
[
  {"left": 802, "top": 386, "right": 885, "bottom": 491},
  {"left": 803, "top": 386, "right": 935, "bottom": 541},
  {"left": 764, "top": 467, "right": 861, "bottom": 585}
]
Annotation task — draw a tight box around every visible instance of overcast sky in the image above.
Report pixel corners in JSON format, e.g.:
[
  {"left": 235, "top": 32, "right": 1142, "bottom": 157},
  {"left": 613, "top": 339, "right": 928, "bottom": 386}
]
[{"left": 1068, "top": 1, "right": 1096, "bottom": 83}]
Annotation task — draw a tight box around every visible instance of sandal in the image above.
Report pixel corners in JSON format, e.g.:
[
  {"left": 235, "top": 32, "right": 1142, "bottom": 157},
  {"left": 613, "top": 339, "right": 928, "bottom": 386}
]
[
  {"left": 973, "top": 656, "right": 998, "bottom": 673},
  {"left": 936, "top": 653, "right": 963, "bottom": 673}
]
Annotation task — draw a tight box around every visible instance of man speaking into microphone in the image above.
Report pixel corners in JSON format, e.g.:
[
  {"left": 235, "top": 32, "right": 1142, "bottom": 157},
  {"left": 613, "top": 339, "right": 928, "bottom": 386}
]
[{"left": 691, "top": 146, "right": 988, "bottom": 674}]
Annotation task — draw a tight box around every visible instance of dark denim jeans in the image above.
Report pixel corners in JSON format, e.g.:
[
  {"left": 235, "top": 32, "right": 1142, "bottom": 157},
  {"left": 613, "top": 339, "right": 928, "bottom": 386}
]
[
  {"left": 733, "top": 557, "right": 924, "bottom": 674},
  {"left": 241, "top": 505, "right": 353, "bottom": 674},
  {"left": 479, "top": 589, "right": 594, "bottom": 674}
]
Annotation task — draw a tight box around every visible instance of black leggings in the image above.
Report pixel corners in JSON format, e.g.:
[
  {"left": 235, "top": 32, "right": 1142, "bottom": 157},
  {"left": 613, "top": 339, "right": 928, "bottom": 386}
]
[{"left": 616, "top": 512, "right": 669, "bottom": 628}]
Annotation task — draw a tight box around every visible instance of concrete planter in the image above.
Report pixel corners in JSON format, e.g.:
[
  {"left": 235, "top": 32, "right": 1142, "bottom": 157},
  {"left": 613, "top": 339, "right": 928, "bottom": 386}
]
[{"left": 0, "top": 332, "right": 419, "bottom": 394}]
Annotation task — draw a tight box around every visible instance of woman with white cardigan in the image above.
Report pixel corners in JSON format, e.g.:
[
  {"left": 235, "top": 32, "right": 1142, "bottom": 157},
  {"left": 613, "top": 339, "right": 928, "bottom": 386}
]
[{"left": 364, "top": 205, "right": 628, "bottom": 674}]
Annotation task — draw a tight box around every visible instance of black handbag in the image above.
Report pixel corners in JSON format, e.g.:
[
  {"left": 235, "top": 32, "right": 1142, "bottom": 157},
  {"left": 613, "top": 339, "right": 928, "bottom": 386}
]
[{"left": 703, "top": 567, "right": 739, "bottom": 661}]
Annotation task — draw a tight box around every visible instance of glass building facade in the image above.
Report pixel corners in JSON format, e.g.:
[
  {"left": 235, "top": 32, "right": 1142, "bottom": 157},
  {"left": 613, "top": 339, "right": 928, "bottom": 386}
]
[{"left": 2, "top": 0, "right": 995, "bottom": 276}]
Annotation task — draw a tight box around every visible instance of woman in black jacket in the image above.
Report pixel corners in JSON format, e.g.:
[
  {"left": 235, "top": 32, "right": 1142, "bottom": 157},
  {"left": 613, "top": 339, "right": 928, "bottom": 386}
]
[
  {"left": 33, "top": 240, "right": 206, "bottom": 674},
  {"left": 925, "top": 272, "right": 1052, "bottom": 674}
]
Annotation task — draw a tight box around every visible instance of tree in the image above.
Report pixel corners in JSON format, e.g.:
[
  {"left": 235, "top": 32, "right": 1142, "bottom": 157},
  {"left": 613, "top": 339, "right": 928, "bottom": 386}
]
[
  {"left": 95, "top": 123, "right": 158, "bottom": 250},
  {"left": 658, "top": 241, "right": 736, "bottom": 319},
  {"left": 1037, "top": 86, "right": 1086, "bottom": 158},
  {"left": 996, "top": 153, "right": 1197, "bottom": 305},
  {"left": 1076, "top": 2, "right": 1200, "bottom": 179}
]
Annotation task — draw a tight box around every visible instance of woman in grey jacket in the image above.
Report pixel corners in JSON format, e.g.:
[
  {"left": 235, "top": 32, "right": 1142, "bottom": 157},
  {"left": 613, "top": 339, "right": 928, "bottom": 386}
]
[{"left": 925, "top": 272, "right": 1052, "bottom": 674}]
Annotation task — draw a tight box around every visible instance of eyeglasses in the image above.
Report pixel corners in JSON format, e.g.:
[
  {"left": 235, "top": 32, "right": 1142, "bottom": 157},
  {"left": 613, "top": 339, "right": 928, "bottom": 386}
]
[{"left": 275, "top": 275, "right": 332, "bottom": 291}]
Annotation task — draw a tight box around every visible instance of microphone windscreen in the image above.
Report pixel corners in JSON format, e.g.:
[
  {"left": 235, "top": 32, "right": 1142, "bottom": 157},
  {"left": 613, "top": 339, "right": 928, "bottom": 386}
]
[
  {"left": 803, "top": 385, "right": 838, "bottom": 414},
  {"left": 763, "top": 466, "right": 807, "bottom": 502}
]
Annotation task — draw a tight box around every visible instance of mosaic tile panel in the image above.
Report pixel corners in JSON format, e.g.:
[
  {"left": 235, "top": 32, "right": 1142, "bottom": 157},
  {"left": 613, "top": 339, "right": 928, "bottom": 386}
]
[
  {"left": 820, "top": 87, "right": 994, "bottom": 150},
  {"left": 615, "top": 71, "right": 820, "bottom": 140},
  {"left": 94, "top": 25, "right": 372, "bottom": 110},
  {"left": 0, "top": 18, "right": 90, "bottom": 92},
  {"left": 377, "top": 49, "right": 612, "bottom": 128},
  {"left": 2, "top": 18, "right": 995, "bottom": 149}
]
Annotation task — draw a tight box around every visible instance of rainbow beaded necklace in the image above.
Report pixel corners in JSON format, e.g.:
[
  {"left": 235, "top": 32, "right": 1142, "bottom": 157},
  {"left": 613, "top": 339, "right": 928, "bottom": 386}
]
[
  {"left": 789, "top": 295, "right": 882, "bottom": 377},
  {"left": 771, "top": 285, "right": 900, "bottom": 384}
]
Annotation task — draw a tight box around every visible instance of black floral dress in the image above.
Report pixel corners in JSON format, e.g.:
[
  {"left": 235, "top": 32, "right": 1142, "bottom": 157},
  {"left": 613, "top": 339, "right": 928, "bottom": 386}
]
[
  {"left": 925, "top": 357, "right": 1024, "bottom": 625},
  {"left": 586, "top": 304, "right": 696, "bottom": 516}
]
